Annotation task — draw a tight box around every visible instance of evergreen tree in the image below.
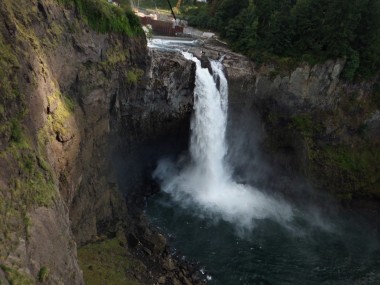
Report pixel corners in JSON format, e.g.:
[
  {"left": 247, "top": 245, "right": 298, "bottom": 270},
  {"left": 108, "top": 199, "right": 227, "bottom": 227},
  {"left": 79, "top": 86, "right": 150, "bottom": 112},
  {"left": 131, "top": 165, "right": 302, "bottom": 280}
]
[
  {"left": 354, "top": 0, "right": 380, "bottom": 77},
  {"left": 184, "top": 0, "right": 380, "bottom": 79}
]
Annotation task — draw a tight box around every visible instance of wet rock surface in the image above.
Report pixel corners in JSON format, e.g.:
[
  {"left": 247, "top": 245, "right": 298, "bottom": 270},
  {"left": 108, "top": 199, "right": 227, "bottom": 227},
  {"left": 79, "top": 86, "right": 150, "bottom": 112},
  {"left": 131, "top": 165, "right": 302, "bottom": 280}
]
[{"left": 123, "top": 214, "right": 206, "bottom": 285}]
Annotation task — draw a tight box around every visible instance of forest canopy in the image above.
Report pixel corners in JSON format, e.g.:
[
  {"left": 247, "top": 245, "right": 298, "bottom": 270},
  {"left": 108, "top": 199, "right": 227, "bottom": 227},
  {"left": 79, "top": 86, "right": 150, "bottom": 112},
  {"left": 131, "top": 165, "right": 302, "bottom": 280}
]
[{"left": 184, "top": 0, "right": 380, "bottom": 80}]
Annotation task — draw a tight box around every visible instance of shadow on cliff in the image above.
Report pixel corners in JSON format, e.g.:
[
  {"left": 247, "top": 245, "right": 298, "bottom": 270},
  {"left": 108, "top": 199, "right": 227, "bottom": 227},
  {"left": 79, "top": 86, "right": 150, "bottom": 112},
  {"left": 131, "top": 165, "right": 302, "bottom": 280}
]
[{"left": 111, "top": 118, "right": 191, "bottom": 209}]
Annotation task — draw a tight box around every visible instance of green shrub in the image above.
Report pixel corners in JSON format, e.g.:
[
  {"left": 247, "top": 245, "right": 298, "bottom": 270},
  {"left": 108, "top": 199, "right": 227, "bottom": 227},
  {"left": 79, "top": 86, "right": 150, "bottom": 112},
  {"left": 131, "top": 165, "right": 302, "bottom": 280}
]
[
  {"left": 57, "top": 0, "right": 143, "bottom": 36},
  {"left": 0, "top": 265, "right": 33, "bottom": 285},
  {"left": 62, "top": 94, "right": 76, "bottom": 112},
  {"left": 341, "top": 49, "right": 360, "bottom": 81},
  {"left": 78, "top": 238, "right": 142, "bottom": 285},
  {"left": 291, "top": 114, "right": 315, "bottom": 138},
  {"left": 0, "top": 104, "right": 5, "bottom": 118},
  {"left": 313, "top": 145, "right": 380, "bottom": 198},
  {"left": 126, "top": 69, "right": 144, "bottom": 84},
  {"left": 38, "top": 266, "right": 49, "bottom": 283},
  {"left": 10, "top": 120, "right": 23, "bottom": 143},
  {"left": 0, "top": 31, "right": 23, "bottom": 127}
]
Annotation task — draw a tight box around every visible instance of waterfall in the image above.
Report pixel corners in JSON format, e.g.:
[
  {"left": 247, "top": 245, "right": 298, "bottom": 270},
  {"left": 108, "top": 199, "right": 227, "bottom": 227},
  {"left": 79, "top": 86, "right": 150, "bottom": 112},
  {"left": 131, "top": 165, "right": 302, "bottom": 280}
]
[
  {"left": 183, "top": 52, "right": 229, "bottom": 185},
  {"left": 154, "top": 51, "right": 293, "bottom": 230}
]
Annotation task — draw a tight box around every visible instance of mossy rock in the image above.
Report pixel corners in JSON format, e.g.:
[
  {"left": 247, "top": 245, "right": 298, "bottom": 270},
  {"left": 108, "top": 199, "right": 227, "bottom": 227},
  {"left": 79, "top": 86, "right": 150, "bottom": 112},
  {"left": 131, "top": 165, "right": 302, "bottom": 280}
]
[
  {"left": 78, "top": 237, "right": 143, "bottom": 285},
  {"left": 306, "top": 143, "right": 380, "bottom": 200}
]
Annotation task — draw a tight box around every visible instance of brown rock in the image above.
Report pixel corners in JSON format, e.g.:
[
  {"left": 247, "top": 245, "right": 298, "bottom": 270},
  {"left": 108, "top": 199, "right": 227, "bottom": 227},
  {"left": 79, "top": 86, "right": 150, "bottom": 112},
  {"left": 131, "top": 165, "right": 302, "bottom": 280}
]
[
  {"left": 163, "top": 258, "right": 177, "bottom": 271},
  {"left": 158, "top": 276, "right": 166, "bottom": 284}
]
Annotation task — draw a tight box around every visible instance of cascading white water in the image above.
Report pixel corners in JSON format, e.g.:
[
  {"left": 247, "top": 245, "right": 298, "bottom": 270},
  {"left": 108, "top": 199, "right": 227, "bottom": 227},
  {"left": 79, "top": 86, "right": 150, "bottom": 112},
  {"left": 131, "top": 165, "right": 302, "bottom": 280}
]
[
  {"left": 184, "top": 52, "right": 229, "bottom": 185},
  {"left": 154, "top": 51, "right": 293, "bottom": 230}
]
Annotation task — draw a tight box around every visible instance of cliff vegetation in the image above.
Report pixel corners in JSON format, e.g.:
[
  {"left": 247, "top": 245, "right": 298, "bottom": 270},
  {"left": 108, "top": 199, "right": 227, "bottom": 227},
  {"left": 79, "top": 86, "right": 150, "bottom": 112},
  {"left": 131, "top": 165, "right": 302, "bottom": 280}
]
[
  {"left": 183, "top": 0, "right": 380, "bottom": 80},
  {"left": 56, "top": 0, "right": 143, "bottom": 36},
  {"left": 0, "top": 0, "right": 145, "bottom": 283}
]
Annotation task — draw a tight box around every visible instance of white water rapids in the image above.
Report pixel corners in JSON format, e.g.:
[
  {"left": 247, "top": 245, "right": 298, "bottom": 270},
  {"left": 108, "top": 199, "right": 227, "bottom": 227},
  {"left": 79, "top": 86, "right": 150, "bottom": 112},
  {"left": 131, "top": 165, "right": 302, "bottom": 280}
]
[{"left": 153, "top": 45, "right": 293, "bottom": 230}]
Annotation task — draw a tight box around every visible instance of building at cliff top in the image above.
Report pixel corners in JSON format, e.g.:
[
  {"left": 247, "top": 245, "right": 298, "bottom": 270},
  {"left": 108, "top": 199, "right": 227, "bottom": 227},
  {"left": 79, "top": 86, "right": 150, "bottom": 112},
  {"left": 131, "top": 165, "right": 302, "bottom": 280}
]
[
  {"left": 135, "top": 9, "right": 216, "bottom": 39},
  {"left": 135, "top": 9, "right": 184, "bottom": 37}
]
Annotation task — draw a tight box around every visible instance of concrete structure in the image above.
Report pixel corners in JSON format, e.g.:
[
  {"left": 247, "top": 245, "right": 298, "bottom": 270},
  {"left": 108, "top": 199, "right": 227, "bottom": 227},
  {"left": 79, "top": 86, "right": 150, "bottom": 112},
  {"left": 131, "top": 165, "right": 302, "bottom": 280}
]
[{"left": 136, "top": 10, "right": 184, "bottom": 37}]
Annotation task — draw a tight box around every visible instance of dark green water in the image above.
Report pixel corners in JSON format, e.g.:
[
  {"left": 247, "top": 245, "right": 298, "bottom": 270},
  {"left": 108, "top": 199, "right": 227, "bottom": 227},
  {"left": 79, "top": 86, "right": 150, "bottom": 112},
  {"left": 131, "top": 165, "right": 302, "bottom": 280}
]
[{"left": 147, "top": 193, "right": 380, "bottom": 285}]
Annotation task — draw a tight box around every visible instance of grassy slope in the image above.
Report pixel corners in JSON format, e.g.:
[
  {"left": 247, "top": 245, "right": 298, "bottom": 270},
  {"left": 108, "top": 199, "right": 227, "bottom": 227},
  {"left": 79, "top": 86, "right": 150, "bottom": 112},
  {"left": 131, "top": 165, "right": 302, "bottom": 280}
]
[{"left": 78, "top": 236, "right": 145, "bottom": 285}]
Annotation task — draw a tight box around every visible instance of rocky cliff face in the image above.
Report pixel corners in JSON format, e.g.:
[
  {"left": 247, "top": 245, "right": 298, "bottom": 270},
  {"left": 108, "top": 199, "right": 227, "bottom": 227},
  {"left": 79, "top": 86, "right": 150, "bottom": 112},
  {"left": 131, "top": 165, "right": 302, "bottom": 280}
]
[
  {"left": 0, "top": 1, "right": 196, "bottom": 284},
  {"left": 199, "top": 40, "right": 379, "bottom": 216},
  {"left": 241, "top": 60, "right": 379, "bottom": 203}
]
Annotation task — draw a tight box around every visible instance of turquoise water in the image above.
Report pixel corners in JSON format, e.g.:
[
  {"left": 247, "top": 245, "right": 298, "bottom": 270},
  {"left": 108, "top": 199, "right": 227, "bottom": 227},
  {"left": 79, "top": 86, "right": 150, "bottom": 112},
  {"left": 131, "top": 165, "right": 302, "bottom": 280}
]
[{"left": 147, "top": 193, "right": 380, "bottom": 285}]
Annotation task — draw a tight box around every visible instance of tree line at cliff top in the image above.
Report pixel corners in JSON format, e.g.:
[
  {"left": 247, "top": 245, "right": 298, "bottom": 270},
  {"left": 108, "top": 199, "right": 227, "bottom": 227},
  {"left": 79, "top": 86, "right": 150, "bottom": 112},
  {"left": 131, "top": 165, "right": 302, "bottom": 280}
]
[{"left": 181, "top": 0, "right": 380, "bottom": 80}]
